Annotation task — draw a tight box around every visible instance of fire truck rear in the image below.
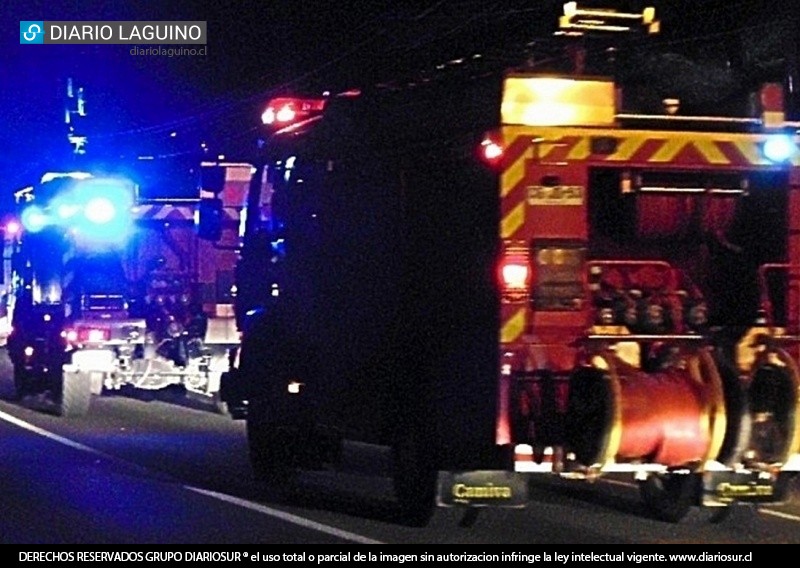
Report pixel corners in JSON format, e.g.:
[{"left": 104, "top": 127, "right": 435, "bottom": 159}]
[
  {"left": 3, "top": 160, "right": 246, "bottom": 417},
  {"left": 215, "top": 10, "right": 800, "bottom": 526},
  {"left": 490, "top": 75, "right": 800, "bottom": 522}
]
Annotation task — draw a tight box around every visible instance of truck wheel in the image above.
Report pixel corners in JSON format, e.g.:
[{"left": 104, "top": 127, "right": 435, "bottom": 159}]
[
  {"left": 391, "top": 426, "right": 437, "bottom": 527},
  {"left": 13, "top": 364, "right": 33, "bottom": 400},
  {"left": 57, "top": 370, "right": 92, "bottom": 418},
  {"left": 246, "top": 403, "right": 300, "bottom": 491},
  {"left": 639, "top": 473, "right": 697, "bottom": 523},
  {"left": 209, "top": 391, "right": 230, "bottom": 417}
]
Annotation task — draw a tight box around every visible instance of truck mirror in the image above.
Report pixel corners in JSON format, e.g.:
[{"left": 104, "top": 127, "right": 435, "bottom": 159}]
[{"left": 196, "top": 197, "right": 223, "bottom": 241}]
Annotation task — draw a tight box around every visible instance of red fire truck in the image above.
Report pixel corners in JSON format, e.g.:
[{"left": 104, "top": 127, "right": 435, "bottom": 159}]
[
  {"left": 3, "top": 159, "right": 247, "bottom": 416},
  {"left": 213, "top": 15, "right": 800, "bottom": 526},
  {"left": 488, "top": 75, "right": 800, "bottom": 522}
]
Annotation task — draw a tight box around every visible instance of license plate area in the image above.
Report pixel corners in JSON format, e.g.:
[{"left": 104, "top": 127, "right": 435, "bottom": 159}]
[
  {"left": 702, "top": 470, "right": 786, "bottom": 506},
  {"left": 437, "top": 470, "right": 528, "bottom": 508}
]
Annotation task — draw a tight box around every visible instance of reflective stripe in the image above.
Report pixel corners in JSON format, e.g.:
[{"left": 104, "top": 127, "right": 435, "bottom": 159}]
[
  {"left": 499, "top": 128, "right": 800, "bottom": 167},
  {"left": 500, "top": 201, "right": 525, "bottom": 239},
  {"left": 500, "top": 308, "right": 526, "bottom": 344},
  {"left": 133, "top": 204, "right": 240, "bottom": 221}
]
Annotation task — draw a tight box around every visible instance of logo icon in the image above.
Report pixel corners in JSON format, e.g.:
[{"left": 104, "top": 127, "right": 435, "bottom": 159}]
[{"left": 20, "top": 21, "right": 44, "bottom": 44}]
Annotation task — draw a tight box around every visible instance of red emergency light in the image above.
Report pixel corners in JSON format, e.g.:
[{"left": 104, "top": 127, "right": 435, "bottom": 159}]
[
  {"left": 498, "top": 244, "right": 531, "bottom": 302},
  {"left": 4, "top": 219, "right": 21, "bottom": 236},
  {"left": 63, "top": 326, "right": 111, "bottom": 345},
  {"left": 479, "top": 134, "right": 504, "bottom": 167},
  {"left": 261, "top": 97, "right": 327, "bottom": 126}
]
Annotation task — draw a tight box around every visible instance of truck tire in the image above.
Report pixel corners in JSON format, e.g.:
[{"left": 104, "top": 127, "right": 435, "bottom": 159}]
[
  {"left": 210, "top": 392, "right": 230, "bottom": 417},
  {"left": 246, "top": 401, "right": 301, "bottom": 491},
  {"left": 639, "top": 472, "right": 697, "bottom": 523},
  {"left": 57, "top": 370, "right": 92, "bottom": 418},
  {"left": 391, "top": 425, "right": 437, "bottom": 527},
  {"left": 13, "top": 364, "right": 33, "bottom": 400}
]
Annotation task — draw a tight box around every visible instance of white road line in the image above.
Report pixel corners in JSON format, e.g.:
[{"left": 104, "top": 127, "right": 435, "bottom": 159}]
[
  {"left": 7, "top": 405, "right": 798, "bottom": 536},
  {"left": 0, "top": 409, "right": 384, "bottom": 544},
  {"left": 597, "top": 477, "right": 800, "bottom": 522},
  {"left": 0, "top": 409, "right": 109, "bottom": 456},
  {"left": 187, "top": 487, "right": 384, "bottom": 544},
  {"left": 760, "top": 508, "right": 800, "bottom": 522}
]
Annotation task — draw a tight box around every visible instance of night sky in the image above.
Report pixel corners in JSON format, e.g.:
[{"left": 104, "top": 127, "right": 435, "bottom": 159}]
[{"left": 0, "top": 1, "right": 796, "bottom": 211}]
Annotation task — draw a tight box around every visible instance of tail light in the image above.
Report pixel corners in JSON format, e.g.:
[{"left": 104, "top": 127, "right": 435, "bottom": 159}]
[
  {"left": 479, "top": 133, "right": 504, "bottom": 166},
  {"left": 499, "top": 244, "right": 531, "bottom": 302},
  {"left": 4, "top": 219, "right": 21, "bottom": 237},
  {"left": 63, "top": 326, "right": 110, "bottom": 345}
]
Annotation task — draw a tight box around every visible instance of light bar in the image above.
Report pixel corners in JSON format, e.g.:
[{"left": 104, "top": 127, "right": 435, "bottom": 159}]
[
  {"left": 40, "top": 171, "right": 93, "bottom": 184},
  {"left": 559, "top": 2, "right": 659, "bottom": 34},
  {"left": 261, "top": 97, "right": 327, "bottom": 126}
]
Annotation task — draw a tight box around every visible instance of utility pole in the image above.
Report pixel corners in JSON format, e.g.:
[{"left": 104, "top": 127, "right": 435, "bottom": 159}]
[{"left": 65, "top": 77, "right": 88, "bottom": 156}]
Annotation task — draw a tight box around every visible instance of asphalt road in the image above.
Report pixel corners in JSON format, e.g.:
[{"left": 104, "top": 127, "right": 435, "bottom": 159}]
[{"left": 1, "top": 349, "right": 799, "bottom": 545}]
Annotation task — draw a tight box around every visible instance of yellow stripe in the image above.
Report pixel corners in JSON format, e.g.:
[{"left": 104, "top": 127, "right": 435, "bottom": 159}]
[
  {"left": 500, "top": 308, "right": 526, "bottom": 344},
  {"left": 567, "top": 136, "right": 591, "bottom": 160},
  {"left": 731, "top": 140, "right": 765, "bottom": 165},
  {"left": 763, "top": 110, "right": 785, "bottom": 128},
  {"left": 693, "top": 140, "right": 730, "bottom": 165},
  {"left": 773, "top": 348, "right": 800, "bottom": 459},
  {"left": 605, "top": 135, "right": 645, "bottom": 161},
  {"left": 650, "top": 138, "right": 685, "bottom": 162},
  {"left": 501, "top": 147, "right": 530, "bottom": 198},
  {"left": 498, "top": 127, "right": 799, "bottom": 168},
  {"left": 500, "top": 201, "right": 525, "bottom": 239},
  {"left": 689, "top": 349, "right": 727, "bottom": 465},
  {"left": 602, "top": 352, "right": 623, "bottom": 467}
]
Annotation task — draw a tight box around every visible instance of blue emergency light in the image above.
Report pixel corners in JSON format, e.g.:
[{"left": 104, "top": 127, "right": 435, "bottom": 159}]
[
  {"left": 20, "top": 205, "right": 49, "bottom": 233},
  {"left": 762, "top": 134, "right": 797, "bottom": 163},
  {"left": 21, "top": 175, "right": 135, "bottom": 244}
]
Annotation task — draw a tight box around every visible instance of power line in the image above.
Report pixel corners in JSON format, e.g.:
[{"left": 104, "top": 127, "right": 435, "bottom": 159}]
[{"left": 32, "top": 3, "right": 799, "bottom": 158}]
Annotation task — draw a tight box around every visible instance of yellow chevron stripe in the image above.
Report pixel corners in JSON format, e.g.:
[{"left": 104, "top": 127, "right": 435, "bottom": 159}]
[
  {"left": 500, "top": 200, "right": 525, "bottom": 239},
  {"left": 567, "top": 136, "right": 591, "bottom": 160},
  {"left": 605, "top": 135, "right": 645, "bottom": 161},
  {"left": 693, "top": 140, "right": 730, "bottom": 164},
  {"left": 500, "top": 308, "right": 526, "bottom": 344},
  {"left": 501, "top": 128, "right": 799, "bottom": 168},
  {"left": 649, "top": 137, "right": 685, "bottom": 162},
  {"left": 501, "top": 146, "right": 530, "bottom": 198},
  {"left": 731, "top": 140, "right": 765, "bottom": 166},
  {"left": 537, "top": 141, "right": 561, "bottom": 158}
]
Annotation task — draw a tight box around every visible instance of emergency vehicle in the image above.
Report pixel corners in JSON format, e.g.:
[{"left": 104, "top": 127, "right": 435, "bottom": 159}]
[
  {"left": 3, "top": 159, "right": 248, "bottom": 417},
  {"left": 212, "top": 7, "right": 800, "bottom": 525}
]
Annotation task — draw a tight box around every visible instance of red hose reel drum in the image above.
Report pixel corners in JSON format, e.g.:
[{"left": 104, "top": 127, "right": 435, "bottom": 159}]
[{"left": 566, "top": 347, "right": 727, "bottom": 468}]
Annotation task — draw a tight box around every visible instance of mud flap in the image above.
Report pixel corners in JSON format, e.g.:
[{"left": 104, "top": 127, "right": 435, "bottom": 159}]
[
  {"left": 219, "top": 369, "right": 248, "bottom": 419},
  {"left": 437, "top": 470, "right": 528, "bottom": 508},
  {"left": 702, "top": 470, "right": 789, "bottom": 506},
  {"left": 58, "top": 370, "right": 92, "bottom": 418}
]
